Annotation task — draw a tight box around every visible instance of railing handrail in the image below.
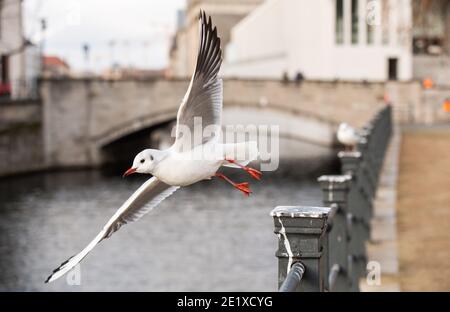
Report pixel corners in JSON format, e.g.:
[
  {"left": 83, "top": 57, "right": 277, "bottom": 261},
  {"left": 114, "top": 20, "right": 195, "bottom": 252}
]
[
  {"left": 279, "top": 262, "right": 306, "bottom": 292},
  {"left": 327, "top": 264, "right": 341, "bottom": 292}
]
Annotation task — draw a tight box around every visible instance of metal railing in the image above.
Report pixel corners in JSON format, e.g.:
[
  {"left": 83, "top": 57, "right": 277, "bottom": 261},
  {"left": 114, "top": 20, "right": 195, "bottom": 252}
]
[
  {"left": 279, "top": 262, "right": 306, "bottom": 292},
  {"left": 271, "top": 105, "right": 392, "bottom": 292}
]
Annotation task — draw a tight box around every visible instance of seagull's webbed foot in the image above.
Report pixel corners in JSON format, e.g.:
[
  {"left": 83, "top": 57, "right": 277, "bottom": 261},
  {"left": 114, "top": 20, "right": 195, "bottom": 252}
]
[
  {"left": 215, "top": 173, "right": 252, "bottom": 196},
  {"left": 234, "top": 182, "right": 251, "bottom": 196},
  {"left": 225, "top": 159, "right": 262, "bottom": 181}
]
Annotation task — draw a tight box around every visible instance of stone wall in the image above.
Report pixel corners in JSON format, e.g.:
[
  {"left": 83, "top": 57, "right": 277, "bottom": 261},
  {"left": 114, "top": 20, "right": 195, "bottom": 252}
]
[
  {"left": 39, "top": 77, "right": 395, "bottom": 170},
  {"left": 421, "top": 88, "right": 450, "bottom": 124},
  {"left": 413, "top": 55, "right": 450, "bottom": 87},
  {"left": 39, "top": 78, "right": 190, "bottom": 169},
  {"left": 0, "top": 100, "right": 45, "bottom": 177}
]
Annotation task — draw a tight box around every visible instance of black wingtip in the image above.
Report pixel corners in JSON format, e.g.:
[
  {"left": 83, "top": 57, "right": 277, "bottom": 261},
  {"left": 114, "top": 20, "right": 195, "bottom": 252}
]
[
  {"left": 193, "top": 9, "right": 222, "bottom": 83},
  {"left": 199, "top": 9, "right": 205, "bottom": 21},
  {"left": 44, "top": 269, "right": 58, "bottom": 284},
  {"left": 44, "top": 255, "right": 75, "bottom": 284},
  {"left": 198, "top": 10, "right": 212, "bottom": 30}
]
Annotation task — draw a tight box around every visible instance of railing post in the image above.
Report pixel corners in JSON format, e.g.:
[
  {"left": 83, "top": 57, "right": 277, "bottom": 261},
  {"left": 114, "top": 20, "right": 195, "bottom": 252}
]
[
  {"left": 365, "top": 106, "right": 392, "bottom": 181},
  {"left": 271, "top": 206, "right": 330, "bottom": 292},
  {"left": 318, "top": 175, "right": 353, "bottom": 291},
  {"left": 338, "top": 151, "right": 370, "bottom": 284},
  {"left": 364, "top": 121, "right": 382, "bottom": 180},
  {"left": 357, "top": 138, "right": 376, "bottom": 202},
  {"left": 338, "top": 151, "right": 371, "bottom": 236}
]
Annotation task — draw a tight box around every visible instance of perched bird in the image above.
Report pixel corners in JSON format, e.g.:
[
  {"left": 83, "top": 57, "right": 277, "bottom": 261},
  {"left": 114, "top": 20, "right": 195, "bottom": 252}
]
[
  {"left": 337, "top": 123, "right": 360, "bottom": 150},
  {"left": 45, "top": 11, "right": 260, "bottom": 284}
]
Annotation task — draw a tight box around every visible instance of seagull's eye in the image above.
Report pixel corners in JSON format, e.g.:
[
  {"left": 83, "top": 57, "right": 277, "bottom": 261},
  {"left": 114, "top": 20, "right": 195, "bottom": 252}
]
[
  {"left": 149, "top": 155, "right": 154, "bottom": 161},
  {"left": 140, "top": 159, "right": 145, "bottom": 164}
]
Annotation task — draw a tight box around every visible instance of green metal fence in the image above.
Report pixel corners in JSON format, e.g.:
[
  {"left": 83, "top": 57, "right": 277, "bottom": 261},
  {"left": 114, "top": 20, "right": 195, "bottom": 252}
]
[{"left": 271, "top": 105, "right": 392, "bottom": 292}]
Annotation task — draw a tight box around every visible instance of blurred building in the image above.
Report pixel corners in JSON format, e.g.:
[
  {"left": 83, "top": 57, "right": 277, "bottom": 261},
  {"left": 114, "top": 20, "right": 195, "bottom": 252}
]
[
  {"left": 42, "top": 56, "right": 71, "bottom": 78},
  {"left": 224, "top": 0, "right": 413, "bottom": 82},
  {"left": 413, "top": 0, "right": 450, "bottom": 55},
  {"left": 169, "top": 0, "right": 264, "bottom": 77},
  {"left": 102, "top": 66, "right": 167, "bottom": 80},
  {"left": 412, "top": 0, "right": 450, "bottom": 85},
  {"left": 0, "top": 0, "right": 40, "bottom": 99}
]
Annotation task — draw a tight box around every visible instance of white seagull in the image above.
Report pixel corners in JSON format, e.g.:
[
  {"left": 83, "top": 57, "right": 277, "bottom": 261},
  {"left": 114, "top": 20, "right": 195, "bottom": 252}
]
[
  {"left": 45, "top": 11, "right": 260, "bottom": 283},
  {"left": 337, "top": 122, "right": 360, "bottom": 150}
]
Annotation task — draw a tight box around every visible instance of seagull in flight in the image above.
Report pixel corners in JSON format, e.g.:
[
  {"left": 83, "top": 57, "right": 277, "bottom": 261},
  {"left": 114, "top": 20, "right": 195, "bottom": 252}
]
[
  {"left": 45, "top": 11, "right": 261, "bottom": 283},
  {"left": 337, "top": 122, "right": 360, "bottom": 150}
]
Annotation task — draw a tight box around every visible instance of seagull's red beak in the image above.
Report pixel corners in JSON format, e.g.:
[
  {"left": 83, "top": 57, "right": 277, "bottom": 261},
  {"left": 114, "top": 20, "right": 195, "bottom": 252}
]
[{"left": 123, "top": 167, "right": 137, "bottom": 177}]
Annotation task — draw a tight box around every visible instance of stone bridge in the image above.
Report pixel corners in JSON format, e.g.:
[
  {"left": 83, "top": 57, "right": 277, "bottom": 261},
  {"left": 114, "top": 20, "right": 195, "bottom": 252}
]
[{"left": 39, "top": 78, "right": 391, "bottom": 169}]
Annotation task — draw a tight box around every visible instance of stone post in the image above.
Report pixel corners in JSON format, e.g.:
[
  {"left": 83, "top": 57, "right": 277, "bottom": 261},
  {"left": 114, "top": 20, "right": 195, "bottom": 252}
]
[
  {"left": 338, "top": 151, "right": 370, "bottom": 283},
  {"left": 318, "top": 175, "right": 354, "bottom": 291},
  {"left": 271, "top": 206, "right": 330, "bottom": 292}
]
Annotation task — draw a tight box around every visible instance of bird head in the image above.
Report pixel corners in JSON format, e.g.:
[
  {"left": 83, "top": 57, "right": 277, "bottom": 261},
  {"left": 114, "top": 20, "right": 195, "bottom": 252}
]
[
  {"left": 123, "top": 149, "right": 164, "bottom": 177},
  {"left": 338, "top": 123, "right": 349, "bottom": 131}
]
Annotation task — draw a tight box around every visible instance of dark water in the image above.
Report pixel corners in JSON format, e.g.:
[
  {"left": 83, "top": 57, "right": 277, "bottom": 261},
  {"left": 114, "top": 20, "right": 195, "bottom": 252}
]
[{"left": 0, "top": 153, "right": 337, "bottom": 291}]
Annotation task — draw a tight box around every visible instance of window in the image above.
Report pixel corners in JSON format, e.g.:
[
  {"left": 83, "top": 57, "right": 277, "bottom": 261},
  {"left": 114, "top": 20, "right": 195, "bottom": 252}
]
[
  {"left": 336, "top": 0, "right": 344, "bottom": 44},
  {"left": 351, "top": 0, "right": 359, "bottom": 44},
  {"left": 388, "top": 58, "right": 398, "bottom": 80}
]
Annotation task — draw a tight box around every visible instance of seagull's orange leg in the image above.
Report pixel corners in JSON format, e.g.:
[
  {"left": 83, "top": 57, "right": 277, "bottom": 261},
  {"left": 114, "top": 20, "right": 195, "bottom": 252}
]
[
  {"left": 215, "top": 173, "right": 251, "bottom": 196},
  {"left": 225, "top": 158, "right": 262, "bottom": 180}
]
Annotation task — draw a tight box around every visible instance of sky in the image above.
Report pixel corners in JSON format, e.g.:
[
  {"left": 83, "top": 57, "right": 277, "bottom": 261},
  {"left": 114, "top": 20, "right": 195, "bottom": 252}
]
[{"left": 23, "top": 0, "right": 186, "bottom": 72}]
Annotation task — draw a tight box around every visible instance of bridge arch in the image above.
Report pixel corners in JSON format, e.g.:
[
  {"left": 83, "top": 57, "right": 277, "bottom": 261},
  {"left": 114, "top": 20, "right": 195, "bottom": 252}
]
[
  {"left": 43, "top": 78, "right": 378, "bottom": 169},
  {"left": 221, "top": 105, "right": 338, "bottom": 147},
  {"left": 93, "top": 110, "right": 177, "bottom": 148},
  {"left": 94, "top": 104, "right": 338, "bottom": 166}
]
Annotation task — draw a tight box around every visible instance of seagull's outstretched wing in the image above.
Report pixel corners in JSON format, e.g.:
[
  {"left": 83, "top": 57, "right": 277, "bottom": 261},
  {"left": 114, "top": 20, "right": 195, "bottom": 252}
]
[
  {"left": 173, "top": 10, "right": 223, "bottom": 153},
  {"left": 45, "top": 177, "right": 179, "bottom": 283}
]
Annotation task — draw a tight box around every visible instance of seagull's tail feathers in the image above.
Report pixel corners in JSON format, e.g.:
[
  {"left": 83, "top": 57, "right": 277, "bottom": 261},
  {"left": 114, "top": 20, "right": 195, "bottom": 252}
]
[
  {"left": 222, "top": 141, "right": 259, "bottom": 168},
  {"left": 45, "top": 231, "right": 105, "bottom": 283}
]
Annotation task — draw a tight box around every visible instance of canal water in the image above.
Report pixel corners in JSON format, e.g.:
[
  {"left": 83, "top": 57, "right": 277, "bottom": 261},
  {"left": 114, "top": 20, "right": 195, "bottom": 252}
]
[{"left": 0, "top": 143, "right": 338, "bottom": 291}]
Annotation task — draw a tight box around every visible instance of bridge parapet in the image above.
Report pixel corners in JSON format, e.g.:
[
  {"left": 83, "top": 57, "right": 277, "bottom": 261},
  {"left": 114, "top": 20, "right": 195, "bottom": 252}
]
[{"left": 39, "top": 77, "right": 390, "bottom": 169}]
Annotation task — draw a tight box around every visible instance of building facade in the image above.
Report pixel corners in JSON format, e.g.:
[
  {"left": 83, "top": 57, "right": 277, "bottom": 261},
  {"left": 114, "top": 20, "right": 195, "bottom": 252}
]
[
  {"left": 168, "top": 0, "right": 263, "bottom": 78},
  {"left": 411, "top": 0, "right": 450, "bottom": 86},
  {"left": 0, "top": 0, "right": 39, "bottom": 99},
  {"left": 224, "top": 0, "right": 413, "bottom": 82}
]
